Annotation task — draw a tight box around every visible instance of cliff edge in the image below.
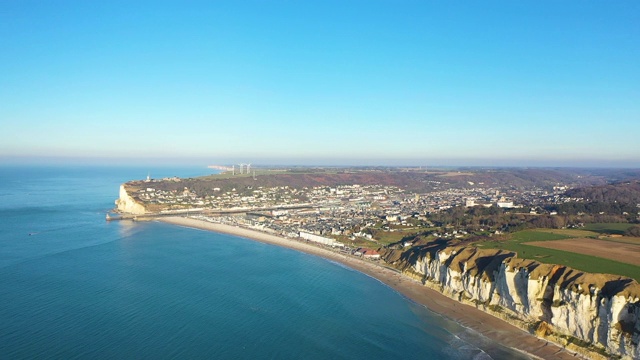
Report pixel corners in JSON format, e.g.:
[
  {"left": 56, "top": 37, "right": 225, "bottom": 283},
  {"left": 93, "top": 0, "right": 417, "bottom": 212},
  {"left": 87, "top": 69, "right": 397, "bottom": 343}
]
[
  {"left": 383, "top": 245, "right": 640, "bottom": 359},
  {"left": 114, "top": 184, "right": 147, "bottom": 214}
]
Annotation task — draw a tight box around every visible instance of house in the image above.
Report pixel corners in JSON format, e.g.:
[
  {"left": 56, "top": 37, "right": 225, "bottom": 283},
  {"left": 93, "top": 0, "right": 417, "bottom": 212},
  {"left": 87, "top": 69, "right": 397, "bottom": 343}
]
[{"left": 354, "top": 248, "right": 380, "bottom": 260}]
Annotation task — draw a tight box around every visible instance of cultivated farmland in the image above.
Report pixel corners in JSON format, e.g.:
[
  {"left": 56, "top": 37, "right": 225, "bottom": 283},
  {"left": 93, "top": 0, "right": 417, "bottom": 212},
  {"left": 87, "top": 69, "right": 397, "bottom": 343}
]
[{"left": 525, "top": 238, "right": 640, "bottom": 266}]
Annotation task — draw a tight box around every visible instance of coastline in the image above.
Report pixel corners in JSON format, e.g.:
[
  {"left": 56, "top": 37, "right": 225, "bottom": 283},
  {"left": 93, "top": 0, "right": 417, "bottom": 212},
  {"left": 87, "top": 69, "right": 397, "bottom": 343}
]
[{"left": 159, "top": 216, "right": 580, "bottom": 360}]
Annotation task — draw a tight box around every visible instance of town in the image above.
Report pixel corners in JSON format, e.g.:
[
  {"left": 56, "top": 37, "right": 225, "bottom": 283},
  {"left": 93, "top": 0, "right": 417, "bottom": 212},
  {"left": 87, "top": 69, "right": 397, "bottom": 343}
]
[
  {"left": 119, "top": 169, "right": 591, "bottom": 255},
  {"left": 113, "top": 169, "right": 640, "bottom": 360}
]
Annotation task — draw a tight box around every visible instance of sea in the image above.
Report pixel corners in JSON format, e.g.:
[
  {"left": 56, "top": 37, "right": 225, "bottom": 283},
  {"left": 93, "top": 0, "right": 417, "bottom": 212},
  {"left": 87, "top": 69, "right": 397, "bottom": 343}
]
[{"left": 0, "top": 165, "right": 530, "bottom": 359}]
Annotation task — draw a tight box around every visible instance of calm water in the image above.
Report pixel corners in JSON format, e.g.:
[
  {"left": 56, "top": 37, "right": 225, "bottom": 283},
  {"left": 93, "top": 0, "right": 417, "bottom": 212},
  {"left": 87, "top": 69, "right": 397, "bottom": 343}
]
[{"left": 0, "top": 166, "right": 529, "bottom": 359}]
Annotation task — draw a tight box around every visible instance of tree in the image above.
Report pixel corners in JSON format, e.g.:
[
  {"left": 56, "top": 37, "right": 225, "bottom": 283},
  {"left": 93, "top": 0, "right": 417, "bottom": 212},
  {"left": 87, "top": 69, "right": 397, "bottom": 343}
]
[{"left": 625, "top": 225, "right": 640, "bottom": 237}]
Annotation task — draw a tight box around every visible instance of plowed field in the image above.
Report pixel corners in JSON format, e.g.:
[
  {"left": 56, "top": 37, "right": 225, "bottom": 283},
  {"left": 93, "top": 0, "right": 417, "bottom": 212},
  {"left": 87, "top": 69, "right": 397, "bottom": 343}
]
[{"left": 525, "top": 238, "right": 640, "bottom": 266}]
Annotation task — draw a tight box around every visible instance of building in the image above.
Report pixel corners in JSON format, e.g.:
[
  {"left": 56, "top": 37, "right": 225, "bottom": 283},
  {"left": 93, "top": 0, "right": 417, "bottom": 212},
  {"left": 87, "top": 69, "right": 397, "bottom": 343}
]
[
  {"left": 299, "top": 232, "right": 344, "bottom": 247},
  {"left": 354, "top": 248, "right": 381, "bottom": 260}
]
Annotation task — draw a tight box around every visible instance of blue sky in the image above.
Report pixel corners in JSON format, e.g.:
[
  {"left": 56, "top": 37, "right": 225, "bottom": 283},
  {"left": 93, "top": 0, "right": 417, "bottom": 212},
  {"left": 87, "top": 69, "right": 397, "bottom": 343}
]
[{"left": 1, "top": 1, "right": 638, "bottom": 166}]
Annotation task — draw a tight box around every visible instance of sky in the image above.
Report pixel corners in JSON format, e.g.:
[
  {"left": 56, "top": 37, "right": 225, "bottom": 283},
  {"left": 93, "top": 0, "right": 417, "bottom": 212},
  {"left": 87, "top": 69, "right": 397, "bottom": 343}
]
[{"left": 0, "top": 1, "right": 638, "bottom": 167}]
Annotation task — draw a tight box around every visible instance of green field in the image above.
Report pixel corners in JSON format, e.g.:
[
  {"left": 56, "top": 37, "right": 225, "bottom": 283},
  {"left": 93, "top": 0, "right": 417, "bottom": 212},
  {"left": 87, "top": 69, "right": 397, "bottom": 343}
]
[
  {"left": 583, "top": 223, "right": 634, "bottom": 235},
  {"left": 476, "top": 229, "right": 640, "bottom": 281},
  {"left": 502, "top": 230, "right": 571, "bottom": 242},
  {"left": 533, "top": 228, "right": 600, "bottom": 238},
  {"left": 330, "top": 226, "right": 434, "bottom": 248},
  {"left": 333, "top": 235, "right": 381, "bottom": 248},
  {"left": 372, "top": 229, "right": 420, "bottom": 245}
]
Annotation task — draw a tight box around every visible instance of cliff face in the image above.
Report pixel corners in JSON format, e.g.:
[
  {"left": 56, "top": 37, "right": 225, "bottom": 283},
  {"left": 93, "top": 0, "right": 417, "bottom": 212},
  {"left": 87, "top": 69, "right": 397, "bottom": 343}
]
[
  {"left": 383, "top": 246, "right": 640, "bottom": 359},
  {"left": 115, "top": 185, "right": 147, "bottom": 214}
]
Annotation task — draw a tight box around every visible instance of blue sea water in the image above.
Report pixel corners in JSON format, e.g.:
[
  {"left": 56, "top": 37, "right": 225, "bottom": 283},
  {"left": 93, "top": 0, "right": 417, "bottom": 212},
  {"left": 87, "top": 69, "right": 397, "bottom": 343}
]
[{"left": 0, "top": 165, "right": 529, "bottom": 359}]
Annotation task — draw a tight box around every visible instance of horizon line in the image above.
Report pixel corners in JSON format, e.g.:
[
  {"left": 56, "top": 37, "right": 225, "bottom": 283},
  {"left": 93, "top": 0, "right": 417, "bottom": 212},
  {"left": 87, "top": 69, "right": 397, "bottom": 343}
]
[{"left": 1, "top": 155, "right": 639, "bottom": 169}]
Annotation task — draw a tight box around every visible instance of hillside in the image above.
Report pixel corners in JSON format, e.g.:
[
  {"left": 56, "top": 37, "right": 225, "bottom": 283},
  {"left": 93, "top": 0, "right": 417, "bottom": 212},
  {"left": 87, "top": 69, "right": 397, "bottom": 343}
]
[
  {"left": 129, "top": 168, "right": 640, "bottom": 197},
  {"left": 552, "top": 180, "right": 640, "bottom": 218},
  {"left": 564, "top": 180, "right": 640, "bottom": 205}
]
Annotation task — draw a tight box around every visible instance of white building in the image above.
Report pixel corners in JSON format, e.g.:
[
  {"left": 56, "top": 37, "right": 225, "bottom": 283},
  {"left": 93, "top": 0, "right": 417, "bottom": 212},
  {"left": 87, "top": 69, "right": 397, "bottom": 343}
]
[
  {"left": 299, "top": 232, "right": 344, "bottom": 247},
  {"left": 497, "top": 201, "right": 514, "bottom": 208}
]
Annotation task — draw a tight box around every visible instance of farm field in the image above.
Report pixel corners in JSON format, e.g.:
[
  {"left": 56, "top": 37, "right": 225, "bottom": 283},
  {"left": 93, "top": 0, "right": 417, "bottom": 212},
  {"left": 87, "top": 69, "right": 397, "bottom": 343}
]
[
  {"left": 583, "top": 223, "right": 635, "bottom": 235},
  {"left": 477, "top": 229, "right": 640, "bottom": 281},
  {"left": 525, "top": 238, "right": 640, "bottom": 266},
  {"left": 533, "top": 228, "right": 640, "bottom": 245},
  {"left": 533, "top": 228, "right": 599, "bottom": 237},
  {"left": 595, "top": 236, "right": 640, "bottom": 245},
  {"left": 373, "top": 228, "right": 423, "bottom": 242}
]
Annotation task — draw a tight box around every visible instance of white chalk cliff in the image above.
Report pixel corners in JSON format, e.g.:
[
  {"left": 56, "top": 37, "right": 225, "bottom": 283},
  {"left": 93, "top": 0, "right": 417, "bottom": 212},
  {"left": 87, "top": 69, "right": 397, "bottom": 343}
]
[
  {"left": 383, "top": 246, "right": 640, "bottom": 359},
  {"left": 115, "top": 185, "right": 147, "bottom": 214}
]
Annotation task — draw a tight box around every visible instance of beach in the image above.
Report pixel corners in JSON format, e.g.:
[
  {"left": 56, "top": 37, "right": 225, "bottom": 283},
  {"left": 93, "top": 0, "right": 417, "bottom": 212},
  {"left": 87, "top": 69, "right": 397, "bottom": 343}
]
[{"left": 160, "top": 216, "right": 582, "bottom": 360}]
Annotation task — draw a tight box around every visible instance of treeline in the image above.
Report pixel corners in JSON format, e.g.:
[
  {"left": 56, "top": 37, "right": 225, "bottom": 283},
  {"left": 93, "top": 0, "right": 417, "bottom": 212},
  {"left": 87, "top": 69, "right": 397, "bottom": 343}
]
[
  {"left": 564, "top": 180, "right": 640, "bottom": 205},
  {"left": 427, "top": 205, "right": 635, "bottom": 234},
  {"left": 547, "top": 180, "right": 640, "bottom": 218},
  {"left": 427, "top": 206, "right": 548, "bottom": 232},
  {"left": 548, "top": 202, "right": 638, "bottom": 218},
  {"left": 626, "top": 226, "right": 640, "bottom": 237}
]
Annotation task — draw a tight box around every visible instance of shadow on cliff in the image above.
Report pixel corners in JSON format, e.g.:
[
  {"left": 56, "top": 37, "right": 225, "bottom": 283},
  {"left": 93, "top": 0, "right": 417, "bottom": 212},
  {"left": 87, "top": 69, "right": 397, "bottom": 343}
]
[
  {"left": 468, "top": 252, "right": 515, "bottom": 282},
  {"left": 601, "top": 278, "right": 635, "bottom": 297}
]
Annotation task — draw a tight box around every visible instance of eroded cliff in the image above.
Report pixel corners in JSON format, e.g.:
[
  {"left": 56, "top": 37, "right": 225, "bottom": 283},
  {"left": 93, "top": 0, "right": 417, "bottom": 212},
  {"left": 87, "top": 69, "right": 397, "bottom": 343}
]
[
  {"left": 382, "top": 244, "right": 640, "bottom": 359},
  {"left": 115, "top": 185, "right": 147, "bottom": 214}
]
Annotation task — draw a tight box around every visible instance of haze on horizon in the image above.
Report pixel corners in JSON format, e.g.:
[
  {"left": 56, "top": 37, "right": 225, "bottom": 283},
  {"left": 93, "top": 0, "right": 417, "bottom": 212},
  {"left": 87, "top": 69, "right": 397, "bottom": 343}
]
[{"left": 1, "top": 1, "right": 638, "bottom": 168}]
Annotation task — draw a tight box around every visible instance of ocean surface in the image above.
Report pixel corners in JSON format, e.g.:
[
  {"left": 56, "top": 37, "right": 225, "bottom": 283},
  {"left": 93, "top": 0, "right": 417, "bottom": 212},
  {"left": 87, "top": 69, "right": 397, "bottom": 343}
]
[{"left": 0, "top": 165, "right": 529, "bottom": 359}]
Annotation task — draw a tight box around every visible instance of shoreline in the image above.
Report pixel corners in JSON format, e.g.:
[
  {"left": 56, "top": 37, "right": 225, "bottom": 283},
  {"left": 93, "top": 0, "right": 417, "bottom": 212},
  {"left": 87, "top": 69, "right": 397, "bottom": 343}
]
[{"left": 159, "top": 216, "right": 580, "bottom": 360}]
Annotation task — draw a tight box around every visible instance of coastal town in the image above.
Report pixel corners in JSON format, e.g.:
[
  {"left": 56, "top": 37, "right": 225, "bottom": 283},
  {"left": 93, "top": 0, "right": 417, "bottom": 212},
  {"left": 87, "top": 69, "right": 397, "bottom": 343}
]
[
  {"left": 112, "top": 168, "right": 640, "bottom": 359},
  {"left": 118, "top": 170, "right": 586, "bottom": 254},
  {"left": 7, "top": 2, "right": 640, "bottom": 359}
]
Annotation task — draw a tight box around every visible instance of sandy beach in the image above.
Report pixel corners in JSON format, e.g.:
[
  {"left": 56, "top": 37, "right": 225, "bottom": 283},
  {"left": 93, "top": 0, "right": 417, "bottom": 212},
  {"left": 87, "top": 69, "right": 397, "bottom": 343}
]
[{"left": 160, "top": 216, "right": 581, "bottom": 360}]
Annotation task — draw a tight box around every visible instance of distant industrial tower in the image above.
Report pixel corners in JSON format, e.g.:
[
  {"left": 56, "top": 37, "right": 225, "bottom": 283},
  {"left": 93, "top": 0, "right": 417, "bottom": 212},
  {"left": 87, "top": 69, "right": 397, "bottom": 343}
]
[{"left": 235, "top": 163, "right": 252, "bottom": 175}]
